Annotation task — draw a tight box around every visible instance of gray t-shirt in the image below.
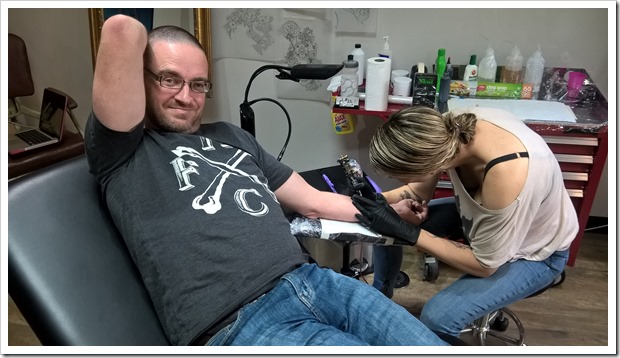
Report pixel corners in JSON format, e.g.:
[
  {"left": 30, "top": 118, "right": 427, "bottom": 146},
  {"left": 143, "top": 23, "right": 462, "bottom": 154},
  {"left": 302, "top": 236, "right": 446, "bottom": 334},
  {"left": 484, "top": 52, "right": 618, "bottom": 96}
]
[{"left": 85, "top": 114, "right": 308, "bottom": 345}]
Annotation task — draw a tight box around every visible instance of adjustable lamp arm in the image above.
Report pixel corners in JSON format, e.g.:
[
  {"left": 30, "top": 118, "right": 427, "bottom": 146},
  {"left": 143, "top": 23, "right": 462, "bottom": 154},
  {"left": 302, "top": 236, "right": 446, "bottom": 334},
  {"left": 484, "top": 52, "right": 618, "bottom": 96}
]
[
  {"left": 243, "top": 65, "right": 296, "bottom": 104},
  {"left": 239, "top": 63, "right": 343, "bottom": 160},
  {"left": 240, "top": 65, "right": 296, "bottom": 139}
]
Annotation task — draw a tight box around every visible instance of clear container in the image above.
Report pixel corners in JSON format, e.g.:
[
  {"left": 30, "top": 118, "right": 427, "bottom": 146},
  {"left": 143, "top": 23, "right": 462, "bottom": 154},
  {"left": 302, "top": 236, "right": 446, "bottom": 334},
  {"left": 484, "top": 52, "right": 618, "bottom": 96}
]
[
  {"left": 524, "top": 45, "right": 545, "bottom": 93},
  {"left": 340, "top": 54, "right": 359, "bottom": 100},
  {"left": 500, "top": 45, "right": 524, "bottom": 84},
  {"left": 351, "top": 44, "right": 365, "bottom": 85},
  {"left": 478, "top": 47, "right": 498, "bottom": 82}
]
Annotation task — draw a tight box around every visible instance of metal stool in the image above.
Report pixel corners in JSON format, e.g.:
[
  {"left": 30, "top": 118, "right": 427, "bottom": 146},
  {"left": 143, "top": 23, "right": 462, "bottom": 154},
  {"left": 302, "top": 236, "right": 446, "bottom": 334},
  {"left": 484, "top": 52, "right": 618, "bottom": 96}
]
[{"left": 460, "top": 271, "right": 566, "bottom": 346}]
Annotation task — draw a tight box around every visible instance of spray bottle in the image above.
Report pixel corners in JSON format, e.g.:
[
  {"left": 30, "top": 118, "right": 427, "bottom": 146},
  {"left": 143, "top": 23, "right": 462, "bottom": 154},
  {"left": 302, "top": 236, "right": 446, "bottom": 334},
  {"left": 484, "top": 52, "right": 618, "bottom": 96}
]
[{"left": 378, "top": 36, "right": 392, "bottom": 58}]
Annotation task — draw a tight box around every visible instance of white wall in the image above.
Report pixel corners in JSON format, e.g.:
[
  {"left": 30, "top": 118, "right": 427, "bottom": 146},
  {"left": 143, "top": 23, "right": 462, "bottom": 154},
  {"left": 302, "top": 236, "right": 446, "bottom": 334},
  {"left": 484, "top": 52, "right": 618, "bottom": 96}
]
[{"left": 6, "top": 6, "right": 611, "bottom": 217}]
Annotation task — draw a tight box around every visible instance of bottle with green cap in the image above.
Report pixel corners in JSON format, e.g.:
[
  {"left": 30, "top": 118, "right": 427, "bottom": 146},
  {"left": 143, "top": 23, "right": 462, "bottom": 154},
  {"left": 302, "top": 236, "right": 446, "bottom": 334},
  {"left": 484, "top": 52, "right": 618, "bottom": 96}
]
[
  {"left": 463, "top": 54, "right": 478, "bottom": 82},
  {"left": 435, "top": 48, "right": 447, "bottom": 94}
]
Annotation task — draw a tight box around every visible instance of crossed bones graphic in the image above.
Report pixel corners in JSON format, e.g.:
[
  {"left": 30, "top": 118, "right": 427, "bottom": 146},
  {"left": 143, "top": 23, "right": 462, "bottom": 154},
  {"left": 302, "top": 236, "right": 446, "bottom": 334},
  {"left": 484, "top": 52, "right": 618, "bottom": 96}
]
[{"left": 171, "top": 142, "right": 277, "bottom": 216}]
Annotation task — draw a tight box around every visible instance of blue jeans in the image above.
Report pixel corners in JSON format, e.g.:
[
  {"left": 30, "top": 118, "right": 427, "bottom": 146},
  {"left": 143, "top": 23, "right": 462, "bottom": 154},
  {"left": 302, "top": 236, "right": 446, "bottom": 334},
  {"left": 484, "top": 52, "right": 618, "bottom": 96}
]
[
  {"left": 206, "top": 263, "right": 449, "bottom": 345},
  {"left": 420, "top": 248, "right": 568, "bottom": 336},
  {"left": 372, "top": 197, "right": 569, "bottom": 336}
]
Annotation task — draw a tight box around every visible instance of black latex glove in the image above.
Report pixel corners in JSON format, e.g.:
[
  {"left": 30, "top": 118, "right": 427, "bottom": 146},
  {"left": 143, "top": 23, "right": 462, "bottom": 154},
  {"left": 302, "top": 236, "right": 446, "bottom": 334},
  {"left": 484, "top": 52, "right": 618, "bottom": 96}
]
[
  {"left": 352, "top": 193, "right": 421, "bottom": 245},
  {"left": 346, "top": 176, "right": 376, "bottom": 199}
]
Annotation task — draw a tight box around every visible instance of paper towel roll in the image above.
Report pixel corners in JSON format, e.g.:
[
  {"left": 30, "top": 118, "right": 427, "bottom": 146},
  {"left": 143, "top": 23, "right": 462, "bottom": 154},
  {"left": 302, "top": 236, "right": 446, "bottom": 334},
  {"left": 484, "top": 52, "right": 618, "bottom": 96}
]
[{"left": 365, "top": 57, "right": 392, "bottom": 111}]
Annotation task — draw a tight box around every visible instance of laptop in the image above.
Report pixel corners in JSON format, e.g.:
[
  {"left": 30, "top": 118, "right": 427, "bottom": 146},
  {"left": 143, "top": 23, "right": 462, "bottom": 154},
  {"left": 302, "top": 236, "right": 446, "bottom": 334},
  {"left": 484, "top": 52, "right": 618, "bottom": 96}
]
[{"left": 8, "top": 88, "right": 68, "bottom": 155}]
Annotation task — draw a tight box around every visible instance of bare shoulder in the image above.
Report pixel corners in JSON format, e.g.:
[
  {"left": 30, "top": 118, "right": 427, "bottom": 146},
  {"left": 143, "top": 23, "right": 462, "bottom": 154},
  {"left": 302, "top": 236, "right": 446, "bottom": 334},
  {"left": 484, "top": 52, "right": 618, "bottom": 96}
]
[{"left": 481, "top": 158, "right": 529, "bottom": 210}]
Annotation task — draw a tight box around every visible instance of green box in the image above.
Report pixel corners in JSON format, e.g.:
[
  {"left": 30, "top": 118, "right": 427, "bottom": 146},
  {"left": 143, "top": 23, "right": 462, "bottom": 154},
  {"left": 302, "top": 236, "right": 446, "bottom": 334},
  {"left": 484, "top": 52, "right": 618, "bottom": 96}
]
[{"left": 475, "top": 82, "right": 533, "bottom": 99}]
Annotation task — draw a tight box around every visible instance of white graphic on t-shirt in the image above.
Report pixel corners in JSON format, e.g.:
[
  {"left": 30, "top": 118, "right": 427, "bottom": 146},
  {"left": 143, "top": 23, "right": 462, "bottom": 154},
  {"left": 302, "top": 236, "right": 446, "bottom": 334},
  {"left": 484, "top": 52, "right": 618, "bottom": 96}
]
[
  {"left": 235, "top": 189, "right": 269, "bottom": 216},
  {"left": 171, "top": 157, "right": 199, "bottom": 191},
  {"left": 200, "top": 136, "right": 216, "bottom": 151},
  {"left": 170, "top": 145, "right": 276, "bottom": 216}
]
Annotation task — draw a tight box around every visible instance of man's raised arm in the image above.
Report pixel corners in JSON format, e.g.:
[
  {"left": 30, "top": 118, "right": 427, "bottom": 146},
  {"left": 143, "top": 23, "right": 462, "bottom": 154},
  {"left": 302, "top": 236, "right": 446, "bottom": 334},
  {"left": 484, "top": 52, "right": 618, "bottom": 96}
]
[{"left": 92, "top": 15, "right": 147, "bottom": 132}]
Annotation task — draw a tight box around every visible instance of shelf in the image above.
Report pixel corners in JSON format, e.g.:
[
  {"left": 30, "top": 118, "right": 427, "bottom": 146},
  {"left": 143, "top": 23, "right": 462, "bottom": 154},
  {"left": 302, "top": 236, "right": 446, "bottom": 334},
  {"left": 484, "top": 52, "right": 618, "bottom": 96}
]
[{"left": 332, "top": 101, "right": 407, "bottom": 121}]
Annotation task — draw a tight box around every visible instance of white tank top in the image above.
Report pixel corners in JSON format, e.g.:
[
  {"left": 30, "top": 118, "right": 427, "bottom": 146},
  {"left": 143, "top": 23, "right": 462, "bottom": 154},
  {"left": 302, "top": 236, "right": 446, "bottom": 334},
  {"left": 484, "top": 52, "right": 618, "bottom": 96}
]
[{"left": 448, "top": 107, "right": 579, "bottom": 268}]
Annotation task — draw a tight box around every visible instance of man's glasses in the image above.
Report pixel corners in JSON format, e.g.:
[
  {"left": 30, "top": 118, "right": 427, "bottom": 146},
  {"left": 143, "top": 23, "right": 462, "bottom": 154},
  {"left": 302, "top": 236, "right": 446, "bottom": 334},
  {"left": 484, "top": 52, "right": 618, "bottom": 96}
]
[{"left": 144, "top": 68, "right": 212, "bottom": 94}]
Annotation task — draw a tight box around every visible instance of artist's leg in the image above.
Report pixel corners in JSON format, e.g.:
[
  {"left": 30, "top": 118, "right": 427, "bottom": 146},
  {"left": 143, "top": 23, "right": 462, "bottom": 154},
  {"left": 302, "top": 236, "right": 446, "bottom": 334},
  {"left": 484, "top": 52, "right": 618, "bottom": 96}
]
[
  {"left": 419, "top": 249, "right": 569, "bottom": 336},
  {"left": 371, "top": 245, "right": 402, "bottom": 298}
]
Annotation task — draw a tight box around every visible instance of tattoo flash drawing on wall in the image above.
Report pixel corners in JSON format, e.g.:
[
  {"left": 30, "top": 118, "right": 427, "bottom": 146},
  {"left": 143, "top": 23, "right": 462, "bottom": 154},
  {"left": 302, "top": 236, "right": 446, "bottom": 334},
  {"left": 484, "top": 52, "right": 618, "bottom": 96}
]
[
  {"left": 213, "top": 8, "right": 280, "bottom": 61},
  {"left": 281, "top": 20, "right": 321, "bottom": 91},
  {"left": 224, "top": 8, "right": 275, "bottom": 56},
  {"left": 212, "top": 8, "right": 333, "bottom": 101},
  {"left": 334, "top": 8, "right": 378, "bottom": 34},
  {"left": 344, "top": 9, "right": 370, "bottom": 23}
]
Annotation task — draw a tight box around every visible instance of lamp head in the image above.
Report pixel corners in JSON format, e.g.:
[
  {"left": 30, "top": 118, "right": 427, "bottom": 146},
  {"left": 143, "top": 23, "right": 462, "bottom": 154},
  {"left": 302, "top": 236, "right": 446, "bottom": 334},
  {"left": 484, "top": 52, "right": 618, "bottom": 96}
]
[{"left": 290, "top": 64, "right": 344, "bottom": 80}]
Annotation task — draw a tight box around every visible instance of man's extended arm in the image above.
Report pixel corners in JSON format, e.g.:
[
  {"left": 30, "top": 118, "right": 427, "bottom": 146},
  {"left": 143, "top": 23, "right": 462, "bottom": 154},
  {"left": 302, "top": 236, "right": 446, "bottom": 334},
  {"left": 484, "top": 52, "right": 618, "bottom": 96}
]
[{"left": 275, "top": 172, "right": 359, "bottom": 222}]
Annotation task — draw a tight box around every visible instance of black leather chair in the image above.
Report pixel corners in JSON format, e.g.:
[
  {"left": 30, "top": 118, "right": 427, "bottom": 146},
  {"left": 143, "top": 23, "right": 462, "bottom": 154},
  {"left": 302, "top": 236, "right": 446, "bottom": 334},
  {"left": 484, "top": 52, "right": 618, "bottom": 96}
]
[{"left": 8, "top": 155, "right": 170, "bottom": 345}]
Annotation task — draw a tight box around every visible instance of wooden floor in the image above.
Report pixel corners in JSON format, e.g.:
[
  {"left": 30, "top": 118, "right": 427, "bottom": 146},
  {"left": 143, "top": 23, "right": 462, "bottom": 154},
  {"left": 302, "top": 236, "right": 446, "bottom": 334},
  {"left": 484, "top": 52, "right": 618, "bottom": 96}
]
[
  {"left": 7, "top": 232, "right": 609, "bottom": 346},
  {"left": 389, "top": 231, "right": 609, "bottom": 346}
]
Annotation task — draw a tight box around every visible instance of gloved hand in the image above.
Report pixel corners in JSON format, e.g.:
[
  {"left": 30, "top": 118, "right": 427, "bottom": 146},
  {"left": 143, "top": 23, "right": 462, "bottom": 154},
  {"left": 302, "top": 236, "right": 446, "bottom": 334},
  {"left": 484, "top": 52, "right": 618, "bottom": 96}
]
[
  {"left": 352, "top": 193, "right": 421, "bottom": 245},
  {"left": 346, "top": 176, "right": 377, "bottom": 199}
]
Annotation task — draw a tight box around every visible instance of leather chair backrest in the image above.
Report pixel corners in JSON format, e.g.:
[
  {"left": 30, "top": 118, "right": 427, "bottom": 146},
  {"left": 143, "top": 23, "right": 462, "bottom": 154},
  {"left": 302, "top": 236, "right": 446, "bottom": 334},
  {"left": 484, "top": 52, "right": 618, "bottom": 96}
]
[
  {"left": 8, "top": 155, "right": 170, "bottom": 345},
  {"left": 8, "top": 33, "right": 35, "bottom": 98}
]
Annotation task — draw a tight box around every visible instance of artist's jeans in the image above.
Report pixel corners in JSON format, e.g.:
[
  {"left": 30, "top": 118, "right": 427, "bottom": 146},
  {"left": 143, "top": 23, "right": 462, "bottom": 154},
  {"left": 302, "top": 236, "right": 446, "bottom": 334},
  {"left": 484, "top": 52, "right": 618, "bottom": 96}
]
[
  {"left": 420, "top": 248, "right": 568, "bottom": 336},
  {"left": 372, "top": 197, "right": 569, "bottom": 336},
  {"left": 206, "top": 263, "right": 448, "bottom": 346}
]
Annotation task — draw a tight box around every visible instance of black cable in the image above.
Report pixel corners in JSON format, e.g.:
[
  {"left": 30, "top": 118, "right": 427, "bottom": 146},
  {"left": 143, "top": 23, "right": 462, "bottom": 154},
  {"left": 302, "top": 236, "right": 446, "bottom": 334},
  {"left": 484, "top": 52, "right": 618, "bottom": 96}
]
[
  {"left": 241, "top": 64, "right": 296, "bottom": 161},
  {"left": 247, "top": 97, "right": 292, "bottom": 161}
]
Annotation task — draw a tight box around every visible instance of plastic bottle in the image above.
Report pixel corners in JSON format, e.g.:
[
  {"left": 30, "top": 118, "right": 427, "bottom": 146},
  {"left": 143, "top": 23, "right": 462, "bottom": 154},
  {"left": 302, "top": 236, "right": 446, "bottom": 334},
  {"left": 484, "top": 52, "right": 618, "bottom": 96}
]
[
  {"left": 445, "top": 57, "right": 453, "bottom": 79},
  {"left": 478, "top": 47, "right": 498, "bottom": 82},
  {"left": 500, "top": 45, "right": 524, "bottom": 84},
  {"left": 524, "top": 44, "right": 545, "bottom": 94},
  {"left": 378, "top": 36, "right": 392, "bottom": 58},
  {"left": 463, "top": 54, "right": 478, "bottom": 82},
  {"left": 438, "top": 72, "right": 451, "bottom": 103},
  {"left": 340, "top": 54, "right": 359, "bottom": 104},
  {"left": 351, "top": 43, "right": 365, "bottom": 85},
  {"left": 435, "top": 48, "right": 447, "bottom": 94}
]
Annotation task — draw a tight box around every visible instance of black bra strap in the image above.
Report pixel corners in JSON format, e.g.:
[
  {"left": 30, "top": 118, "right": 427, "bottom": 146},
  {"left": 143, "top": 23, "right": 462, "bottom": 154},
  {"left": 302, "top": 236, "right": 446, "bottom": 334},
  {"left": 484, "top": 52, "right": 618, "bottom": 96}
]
[{"left": 484, "top": 152, "right": 529, "bottom": 179}]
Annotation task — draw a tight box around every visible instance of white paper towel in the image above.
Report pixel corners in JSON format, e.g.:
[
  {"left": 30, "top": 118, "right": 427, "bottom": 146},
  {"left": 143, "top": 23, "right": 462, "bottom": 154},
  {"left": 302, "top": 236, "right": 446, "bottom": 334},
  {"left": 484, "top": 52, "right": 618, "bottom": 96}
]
[{"left": 365, "top": 57, "right": 392, "bottom": 111}]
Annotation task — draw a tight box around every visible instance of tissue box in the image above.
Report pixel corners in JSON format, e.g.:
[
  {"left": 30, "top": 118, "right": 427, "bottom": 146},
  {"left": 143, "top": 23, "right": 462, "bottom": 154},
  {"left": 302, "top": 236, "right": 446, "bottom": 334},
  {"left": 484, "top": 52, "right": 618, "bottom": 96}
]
[{"left": 475, "top": 82, "right": 533, "bottom": 99}]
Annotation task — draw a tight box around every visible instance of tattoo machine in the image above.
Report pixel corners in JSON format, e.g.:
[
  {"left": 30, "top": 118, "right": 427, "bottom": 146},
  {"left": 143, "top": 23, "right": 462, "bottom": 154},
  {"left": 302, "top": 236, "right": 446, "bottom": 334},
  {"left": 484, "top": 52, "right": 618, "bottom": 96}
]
[{"left": 337, "top": 155, "right": 381, "bottom": 196}]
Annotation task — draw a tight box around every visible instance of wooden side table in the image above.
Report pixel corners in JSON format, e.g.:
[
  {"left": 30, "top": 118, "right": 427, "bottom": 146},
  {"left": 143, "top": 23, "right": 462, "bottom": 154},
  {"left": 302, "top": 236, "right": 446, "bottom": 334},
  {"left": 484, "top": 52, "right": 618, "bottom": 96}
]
[{"left": 8, "top": 130, "right": 84, "bottom": 180}]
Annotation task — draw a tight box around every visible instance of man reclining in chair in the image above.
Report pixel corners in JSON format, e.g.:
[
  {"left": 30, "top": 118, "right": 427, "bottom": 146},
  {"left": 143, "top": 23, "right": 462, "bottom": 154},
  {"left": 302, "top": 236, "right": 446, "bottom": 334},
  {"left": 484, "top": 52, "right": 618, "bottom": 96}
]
[{"left": 84, "top": 14, "right": 447, "bottom": 346}]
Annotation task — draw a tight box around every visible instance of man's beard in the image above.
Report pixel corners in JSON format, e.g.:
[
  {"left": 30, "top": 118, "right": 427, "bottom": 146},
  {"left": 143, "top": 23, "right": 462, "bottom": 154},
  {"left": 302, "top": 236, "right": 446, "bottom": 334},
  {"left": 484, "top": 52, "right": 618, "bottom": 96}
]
[{"left": 146, "top": 107, "right": 201, "bottom": 133}]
